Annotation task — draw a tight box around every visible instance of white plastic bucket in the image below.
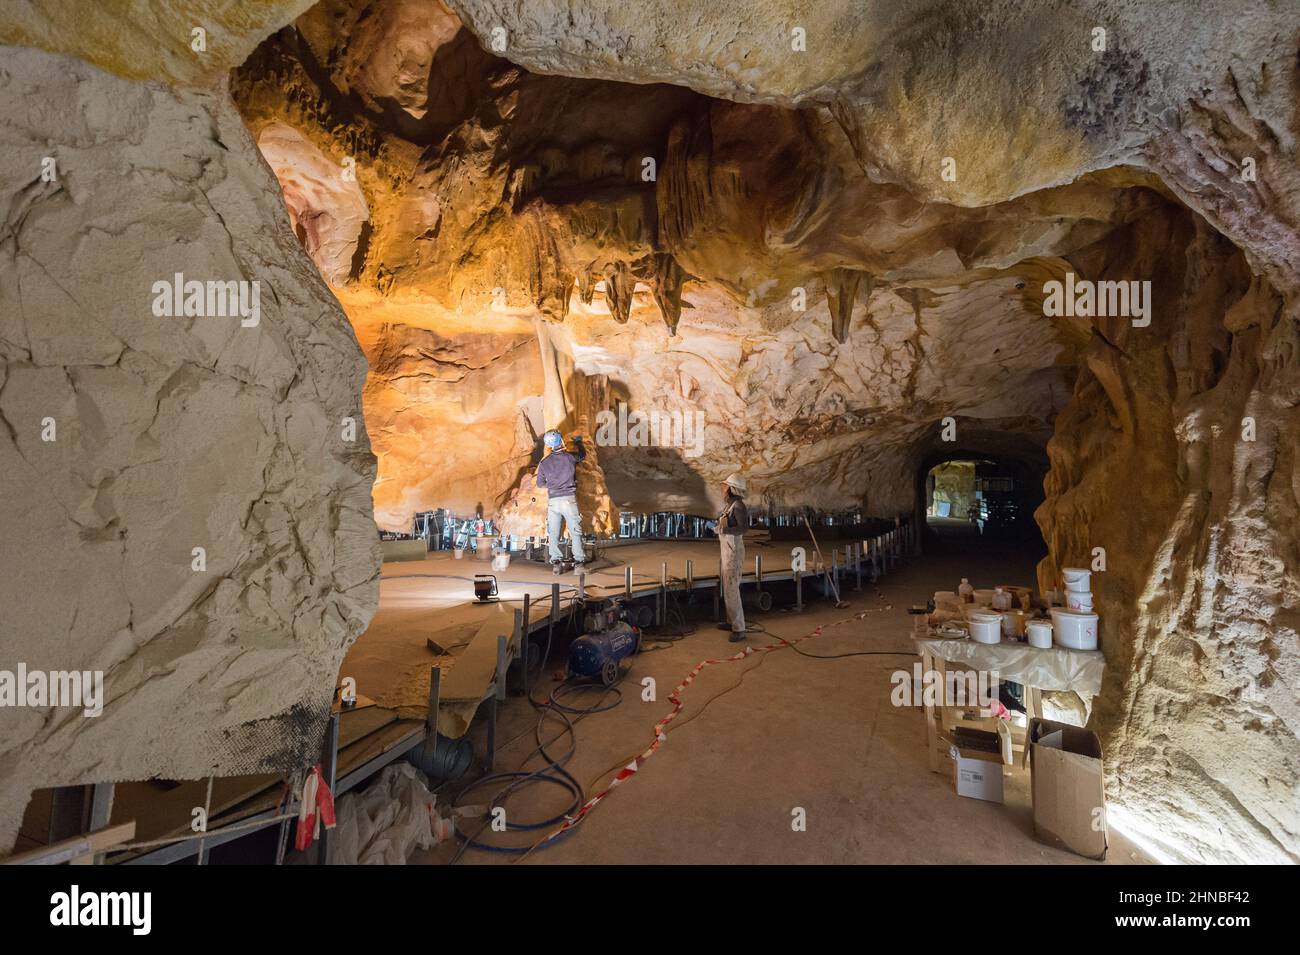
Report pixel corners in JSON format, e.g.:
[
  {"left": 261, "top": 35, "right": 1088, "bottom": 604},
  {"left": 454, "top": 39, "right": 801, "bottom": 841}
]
[
  {"left": 1066, "top": 590, "right": 1094, "bottom": 612},
  {"left": 1000, "top": 609, "right": 1025, "bottom": 638},
  {"left": 969, "top": 612, "right": 1002, "bottom": 644},
  {"left": 1026, "top": 619, "right": 1053, "bottom": 648},
  {"left": 1050, "top": 608, "right": 1099, "bottom": 650},
  {"left": 1062, "top": 567, "right": 1091, "bottom": 594}
]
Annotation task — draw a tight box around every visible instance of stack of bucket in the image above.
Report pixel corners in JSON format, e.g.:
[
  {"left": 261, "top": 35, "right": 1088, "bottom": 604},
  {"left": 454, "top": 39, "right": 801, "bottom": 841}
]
[{"left": 1049, "top": 567, "right": 1099, "bottom": 650}]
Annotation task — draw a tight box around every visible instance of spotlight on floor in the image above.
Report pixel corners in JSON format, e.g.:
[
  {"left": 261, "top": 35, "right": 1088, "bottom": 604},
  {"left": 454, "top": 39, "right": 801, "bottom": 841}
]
[{"left": 473, "top": 574, "right": 499, "bottom": 603}]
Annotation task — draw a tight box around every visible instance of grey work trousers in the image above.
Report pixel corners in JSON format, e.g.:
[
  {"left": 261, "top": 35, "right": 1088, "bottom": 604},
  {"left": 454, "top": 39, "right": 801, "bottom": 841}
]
[{"left": 546, "top": 495, "right": 586, "bottom": 563}]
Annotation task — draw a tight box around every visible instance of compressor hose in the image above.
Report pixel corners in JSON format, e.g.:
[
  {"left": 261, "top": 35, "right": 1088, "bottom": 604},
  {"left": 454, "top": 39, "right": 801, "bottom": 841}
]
[{"left": 448, "top": 597, "right": 624, "bottom": 859}]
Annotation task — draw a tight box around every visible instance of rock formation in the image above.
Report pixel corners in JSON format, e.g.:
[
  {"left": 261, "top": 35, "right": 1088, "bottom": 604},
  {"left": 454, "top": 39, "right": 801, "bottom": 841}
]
[
  {"left": 0, "top": 0, "right": 1296, "bottom": 864},
  {"left": 231, "top": 0, "right": 1168, "bottom": 525},
  {"left": 0, "top": 39, "right": 378, "bottom": 850}
]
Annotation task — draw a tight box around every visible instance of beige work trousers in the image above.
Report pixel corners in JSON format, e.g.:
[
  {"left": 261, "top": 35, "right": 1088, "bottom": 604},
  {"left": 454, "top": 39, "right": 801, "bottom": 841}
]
[{"left": 719, "top": 533, "right": 745, "bottom": 632}]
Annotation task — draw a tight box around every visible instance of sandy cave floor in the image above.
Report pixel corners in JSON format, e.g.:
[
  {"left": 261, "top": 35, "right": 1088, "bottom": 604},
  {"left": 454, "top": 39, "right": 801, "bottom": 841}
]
[{"left": 395, "top": 529, "right": 1152, "bottom": 866}]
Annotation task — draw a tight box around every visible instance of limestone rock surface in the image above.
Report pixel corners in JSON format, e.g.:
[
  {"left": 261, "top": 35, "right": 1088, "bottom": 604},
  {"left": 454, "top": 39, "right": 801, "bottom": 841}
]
[
  {"left": 0, "top": 45, "right": 379, "bottom": 853},
  {"left": 2, "top": 0, "right": 1296, "bottom": 866},
  {"left": 232, "top": 0, "right": 1299, "bottom": 864}
]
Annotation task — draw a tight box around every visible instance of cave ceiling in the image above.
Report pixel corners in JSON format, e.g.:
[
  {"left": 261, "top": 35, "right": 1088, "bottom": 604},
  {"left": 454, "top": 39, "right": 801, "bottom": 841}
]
[{"left": 227, "top": 0, "right": 1226, "bottom": 528}]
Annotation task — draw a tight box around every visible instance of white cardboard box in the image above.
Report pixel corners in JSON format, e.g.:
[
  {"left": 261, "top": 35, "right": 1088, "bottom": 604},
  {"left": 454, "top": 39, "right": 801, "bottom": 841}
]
[
  {"left": 952, "top": 748, "right": 1005, "bottom": 803},
  {"left": 949, "top": 720, "right": 1012, "bottom": 803}
]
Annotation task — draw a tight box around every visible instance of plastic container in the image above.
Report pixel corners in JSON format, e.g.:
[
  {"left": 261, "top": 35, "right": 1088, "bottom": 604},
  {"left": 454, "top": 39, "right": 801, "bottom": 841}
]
[
  {"left": 1062, "top": 567, "right": 1091, "bottom": 594},
  {"left": 1065, "top": 590, "right": 1094, "bottom": 612},
  {"left": 992, "top": 587, "right": 1012, "bottom": 611},
  {"left": 999, "top": 585, "right": 1033, "bottom": 609},
  {"left": 969, "top": 611, "right": 1003, "bottom": 644},
  {"left": 933, "top": 590, "right": 960, "bottom": 610},
  {"left": 958, "top": 579, "right": 974, "bottom": 603},
  {"left": 1026, "top": 619, "right": 1053, "bottom": 648},
  {"left": 1000, "top": 609, "right": 1026, "bottom": 638},
  {"left": 1050, "top": 608, "right": 1099, "bottom": 650}
]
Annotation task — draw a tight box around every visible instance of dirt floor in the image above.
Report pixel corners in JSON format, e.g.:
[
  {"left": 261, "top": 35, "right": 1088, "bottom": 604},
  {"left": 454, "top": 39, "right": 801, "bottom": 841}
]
[{"left": 412, "top": 525, "right": 1153, "bottom": 865}]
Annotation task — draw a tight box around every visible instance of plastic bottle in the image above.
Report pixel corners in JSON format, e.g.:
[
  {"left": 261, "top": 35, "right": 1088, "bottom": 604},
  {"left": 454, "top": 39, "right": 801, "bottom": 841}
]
[
  {"left": 958, "top": 578, "right": 974, "bottom": 603},
  {"left": 992, "top": 586, "right": 1011, "bottom": 610}
]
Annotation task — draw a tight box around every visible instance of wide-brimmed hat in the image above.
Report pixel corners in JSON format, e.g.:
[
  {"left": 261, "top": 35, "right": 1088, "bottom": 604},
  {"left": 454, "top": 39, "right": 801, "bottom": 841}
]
[{"left": 723, "top": 473, "right": 747, "bottom": 496}]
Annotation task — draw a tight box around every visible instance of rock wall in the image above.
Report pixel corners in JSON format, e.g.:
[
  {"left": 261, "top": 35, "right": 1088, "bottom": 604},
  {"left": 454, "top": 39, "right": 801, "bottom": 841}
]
[
  {"left": 1036, "top": 211, "right": 1299, "bottom": 863},
  {"left": 0, "top": 45, "right": 379, "bottom": 853},
  {"left": 930, "top": 461, "right": 976, "bottom": 518}
]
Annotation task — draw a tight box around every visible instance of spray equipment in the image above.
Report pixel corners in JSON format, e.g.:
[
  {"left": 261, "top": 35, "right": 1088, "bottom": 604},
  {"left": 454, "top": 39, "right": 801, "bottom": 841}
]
[{"left": 568, "top": 596, "right": 646, "bottom": 686}]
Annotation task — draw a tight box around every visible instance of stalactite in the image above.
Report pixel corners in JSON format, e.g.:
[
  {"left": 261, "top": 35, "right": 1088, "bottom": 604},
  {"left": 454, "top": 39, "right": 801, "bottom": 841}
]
[
  {"left": 605, "top": 260, "right": 636, "bottom": 323},
  {"left": 651, "top": 252, "right": 688, "bottom": 335},
  {"left": 824, "top": 268, "right": 874, "bottom": 344}
]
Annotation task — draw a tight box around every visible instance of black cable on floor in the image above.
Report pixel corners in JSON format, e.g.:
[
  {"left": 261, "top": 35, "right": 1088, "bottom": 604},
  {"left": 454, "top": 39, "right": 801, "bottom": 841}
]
[
  {"left": 549, "top": 679, "right": 623, "bottom": 715},
  {"left": 782, "top": 645, "right": 918, "bottom": 659},
  {"left": 649, "top": 579, "right": 698, "bottom": 641},
  {"left": 448, "top": 595, "right": 628, "bottom": 860}
]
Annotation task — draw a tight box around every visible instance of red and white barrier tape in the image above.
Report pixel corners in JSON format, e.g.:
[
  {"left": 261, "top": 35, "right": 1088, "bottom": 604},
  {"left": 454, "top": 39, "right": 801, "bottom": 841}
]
[{"left": 541, "top": 607, "right": 878, "bottom": 843}]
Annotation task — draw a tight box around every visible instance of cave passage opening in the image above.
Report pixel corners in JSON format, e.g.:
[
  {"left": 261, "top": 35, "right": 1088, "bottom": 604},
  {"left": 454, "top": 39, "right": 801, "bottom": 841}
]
[
  {"left": 924, "top": 458, "right": 1040, "bottom": 538},
  {"left": 915, "top": 446, "right": 1049, "bottom": 560}
]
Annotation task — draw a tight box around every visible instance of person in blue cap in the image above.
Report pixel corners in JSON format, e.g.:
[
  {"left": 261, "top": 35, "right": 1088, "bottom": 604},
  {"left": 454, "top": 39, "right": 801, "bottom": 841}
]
[{"left": 535, "top": 429, "right": 587, "bottom": 573}]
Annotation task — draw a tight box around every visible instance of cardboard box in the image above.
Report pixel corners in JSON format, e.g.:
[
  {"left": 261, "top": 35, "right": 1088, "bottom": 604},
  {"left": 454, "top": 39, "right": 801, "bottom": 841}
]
[
  {"left": 1024, "top": 718, "right": 1108, "bottom": 859},
  {"left": 942, "top": 706, "right": 1027, "bottom": 745},
  {"left": 947, "top": 721, "right": 1012, "bottom": 803},
  {"left": 952, "top": 748, "right": 1005, "bottom": 802}
]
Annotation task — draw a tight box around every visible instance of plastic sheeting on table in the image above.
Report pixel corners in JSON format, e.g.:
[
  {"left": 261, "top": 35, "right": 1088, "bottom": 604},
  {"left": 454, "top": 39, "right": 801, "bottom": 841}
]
[{"left": 913, "top": 637, "right": 1105, "bottom": 697}]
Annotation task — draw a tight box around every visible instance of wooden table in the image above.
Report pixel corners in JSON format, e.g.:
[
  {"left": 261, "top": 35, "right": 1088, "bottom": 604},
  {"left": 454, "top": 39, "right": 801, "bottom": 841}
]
[{"left": 913, "top": 632, "right": 1105, "bottom": 773}]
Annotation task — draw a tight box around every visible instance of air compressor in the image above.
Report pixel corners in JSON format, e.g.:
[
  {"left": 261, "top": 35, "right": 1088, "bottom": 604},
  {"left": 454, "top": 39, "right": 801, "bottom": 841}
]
[{"left": 567, "top": 598, "right": 642, "bottom": 686}]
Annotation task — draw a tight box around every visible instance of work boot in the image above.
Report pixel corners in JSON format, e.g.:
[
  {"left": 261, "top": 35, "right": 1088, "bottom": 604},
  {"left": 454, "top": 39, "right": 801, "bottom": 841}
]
[
  {"left": 552, "top": 562, "right": 564, "bottom": 575},
  {"left": 729, "top": 629, "right": 747, "bottom": 642},
  {"left": 715, "top": 622, "right": 733, "bottom": 632}
]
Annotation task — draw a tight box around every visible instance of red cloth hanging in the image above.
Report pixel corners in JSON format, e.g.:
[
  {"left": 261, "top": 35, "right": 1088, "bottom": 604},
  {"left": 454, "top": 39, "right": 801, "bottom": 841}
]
[{"left": 294, "top": 763, "right": 337, "bottom": 852}]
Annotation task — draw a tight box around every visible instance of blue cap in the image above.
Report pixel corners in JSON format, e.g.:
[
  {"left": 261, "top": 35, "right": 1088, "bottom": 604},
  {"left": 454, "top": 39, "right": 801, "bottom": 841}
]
[{"left": 544, "top": 430, "right": 563, "bottom": 449}]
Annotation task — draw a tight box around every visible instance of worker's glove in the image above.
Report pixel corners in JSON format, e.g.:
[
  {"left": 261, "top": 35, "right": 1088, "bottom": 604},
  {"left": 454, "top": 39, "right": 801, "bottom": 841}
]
[{"left": 704, "top": 520, "right": 718, "bottom": 533}]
